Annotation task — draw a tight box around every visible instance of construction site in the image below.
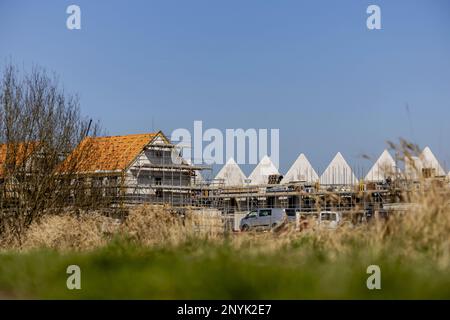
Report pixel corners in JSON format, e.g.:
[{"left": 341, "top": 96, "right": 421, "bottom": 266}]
[{"left": 3, "top": 130, "right": 439, "bottom": 231}]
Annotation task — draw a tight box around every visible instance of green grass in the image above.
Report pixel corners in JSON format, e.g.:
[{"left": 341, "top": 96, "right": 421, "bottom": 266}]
[{"left": 0, "top": 237, "right": 449, "bottom": 299}]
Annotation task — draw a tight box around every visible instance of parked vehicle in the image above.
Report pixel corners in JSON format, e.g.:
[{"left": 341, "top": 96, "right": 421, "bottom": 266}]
[
  {"left": 239, "top": 209, "right": 344, "bottom": 231},
  {"left": 284, "top": 208, "right": 298, "bottom": 223},
  {"left": 318, "top": 211, "right": 342, "bottom": 229},
  {"left": 240, "top": 208, "right": 290, "bottom": 231}
]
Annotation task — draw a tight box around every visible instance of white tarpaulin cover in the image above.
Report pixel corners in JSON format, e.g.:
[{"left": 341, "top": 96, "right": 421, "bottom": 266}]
[
  {"left": 320, "top": 152, "right": 358, "bottom": 185},
  {"left": 281, "top": 153, "right": 319, "bottom": 184},
  {"left": 214, "top": 158, "right": 247, "bottom": 186},
  {"left": 405, "top": 147, "right": 445, "bottom": 178},
  {"left": 421, "top": 146, "right": 445, "bottom": 176},
  {"left": 365, "top": 150, "right": 397, "bottom": 182},
  {"left": 248, "top": 155, "right": 279, "bottom": 185}
]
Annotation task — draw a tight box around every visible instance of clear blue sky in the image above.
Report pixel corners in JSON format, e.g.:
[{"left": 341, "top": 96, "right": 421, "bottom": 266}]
[{"left": 1, "top": 0, "right": 450, "bottom": 176}]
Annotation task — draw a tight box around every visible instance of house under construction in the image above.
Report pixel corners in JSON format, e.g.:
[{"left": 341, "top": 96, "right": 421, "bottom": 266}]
[
  {"left": 199, "top": 148, "right": 449, "bottom": 220},
  {"left": 61, "top": 131, "right": 210, "bottom": 206},
  {"left": 53, "top": 134, "right": 450, "bottom": 219}
]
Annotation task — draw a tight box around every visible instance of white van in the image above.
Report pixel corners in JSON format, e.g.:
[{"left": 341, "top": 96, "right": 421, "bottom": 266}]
[
  {"left": 318, "top": 211, "right": 342, "bottom": 229},
  {"left": 239, "top": 208, "right": 291, "bottom": 231}
]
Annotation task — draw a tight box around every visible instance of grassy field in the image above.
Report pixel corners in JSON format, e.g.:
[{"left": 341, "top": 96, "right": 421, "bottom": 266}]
[
  {"left": 0, "top": 179, "right": 449, "bottom": 300},
  {"left": 0, "top": 233, "right": 449, "bottom": 299}
]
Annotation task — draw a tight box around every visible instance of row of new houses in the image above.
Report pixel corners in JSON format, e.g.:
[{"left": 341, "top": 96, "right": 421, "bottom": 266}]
[
  {"left": 214, "top": 147, "right": 448, "bottom": 187},
  {"left": 1, "top": 132, "right": 448, "bottom": 204}
]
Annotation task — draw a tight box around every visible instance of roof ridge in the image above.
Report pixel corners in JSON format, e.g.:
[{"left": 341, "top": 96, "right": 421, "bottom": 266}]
[{"left": 94, "top": 132, "right": 158, "bottom": 139}]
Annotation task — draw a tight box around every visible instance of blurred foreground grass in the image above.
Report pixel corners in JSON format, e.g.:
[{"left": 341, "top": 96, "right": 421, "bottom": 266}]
[
  {"left": 0, "top": 236, "right": 449, "bottom": 299},
  {"left": 1, "top": 171, "right": 449, "bottom": 300}
]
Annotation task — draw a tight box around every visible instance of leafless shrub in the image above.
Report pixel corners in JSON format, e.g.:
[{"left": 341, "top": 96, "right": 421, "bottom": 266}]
[{"left": 0, "top": 63, "right": 101, "bottom": 244}]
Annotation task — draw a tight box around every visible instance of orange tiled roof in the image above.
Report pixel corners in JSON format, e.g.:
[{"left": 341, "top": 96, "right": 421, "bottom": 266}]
[
  {"left": 60, "top": 132, "right": 161, "bottom": 173},
  {"left": 0, "top": 142, "right": 37, "bottom": 177}
]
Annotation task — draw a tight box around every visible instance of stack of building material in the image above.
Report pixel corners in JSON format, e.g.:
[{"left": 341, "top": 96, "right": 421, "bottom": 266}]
[{"left": 268, "top": 174, "right": 283, "bottom": 184}]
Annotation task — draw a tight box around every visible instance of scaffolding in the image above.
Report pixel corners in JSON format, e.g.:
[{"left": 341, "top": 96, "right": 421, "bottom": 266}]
[{"left": 29, "top": 137, "right": 448, "bottom": 232}]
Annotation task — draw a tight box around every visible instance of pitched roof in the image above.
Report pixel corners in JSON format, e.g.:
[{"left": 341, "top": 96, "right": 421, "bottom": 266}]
[
  {"left": 60, "top": 132, "right": 160, "bottom": 173},
  {"left": 420, "top": 146, "right": 445, "bottom": 176},
  {"left": 248, "top": 155, "right": 279, "bottom": 185},
  {"left": 405, "top": 147, "right": 445, "bottom": 178},
  {"left": 0, "top": 142, "right": 37, "bottom": 177},
  {"left": 281, "top": 153, "right": 318, "bottom": 184},
  {"left": 215, "top": 158, "right": 246, "bottom": 186},
  {"left": 320, "top": 152, "right": 358, "bottom": 185},
  {"left": 365, "top": 150, "right": 397, "bottom": 182}
]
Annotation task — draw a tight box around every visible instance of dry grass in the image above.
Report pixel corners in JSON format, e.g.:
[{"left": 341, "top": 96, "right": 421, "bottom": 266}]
[
  {"left": 0, "top": 174, "right": 448, "bottom": 299},
  {"left": 0, "top": 184, "right": 447, "bottom": 272},
  {"left": 0, "top": 205, "right": 224, "bottom": 251},
  {"left": 20, "top": 213, "right": 115, "bottom": 251},
  {"left": 226, "top": 179, "right": 450, "bottom": 270},
  {"left": 0, "top": 142, "right": 449, "bottom": 273},
  {"left": 121, "top": 205, "right": 223, "bottom": 246}
]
